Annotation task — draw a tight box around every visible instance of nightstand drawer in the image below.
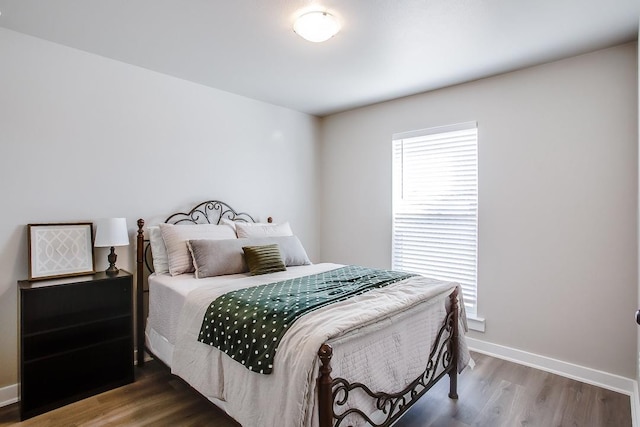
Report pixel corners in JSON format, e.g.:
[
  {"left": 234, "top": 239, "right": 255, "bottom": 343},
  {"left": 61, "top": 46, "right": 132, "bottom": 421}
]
[
  {"left": 21, "top": 337, "right": 133, "bottom": 419},
  {"left": 23, "top": 315, "right": 132, "bottom": 361},
  {"left": 22, "top": 279, "right": 131, "bottom": 335}
]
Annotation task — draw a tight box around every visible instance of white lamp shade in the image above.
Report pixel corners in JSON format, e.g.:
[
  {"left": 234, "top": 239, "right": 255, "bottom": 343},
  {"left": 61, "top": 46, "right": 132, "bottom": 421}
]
[
  {"left": 294, "top": 11, "right": 340, "bottom": 43},
  {"left": 94, "top": 218, "right": 130, "bottom": 247}
]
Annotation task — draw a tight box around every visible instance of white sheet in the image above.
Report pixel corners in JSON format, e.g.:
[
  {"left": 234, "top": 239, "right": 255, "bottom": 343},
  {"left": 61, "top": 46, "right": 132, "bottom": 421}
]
[
  {"left": 155, "top": 263, "right": 469, "bottom": 427},
  {"left": 146, "top": 266, "right": 347, "bottom": 365}
]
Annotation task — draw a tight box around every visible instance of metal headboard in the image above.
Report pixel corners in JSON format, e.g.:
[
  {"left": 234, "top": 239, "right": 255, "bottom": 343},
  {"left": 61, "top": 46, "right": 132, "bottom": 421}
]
[
  {"left": 164, "top": 200, "right": 256, "bottom": 225},
  {"left": 136, "top": 199, "right": 266, "bottom": 366},
  {"left": 142, "top": 200, "right": 257, "bottom": 273}
]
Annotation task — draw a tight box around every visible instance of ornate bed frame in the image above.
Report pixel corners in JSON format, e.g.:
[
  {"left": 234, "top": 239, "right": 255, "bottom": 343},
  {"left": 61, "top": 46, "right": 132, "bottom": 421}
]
[{"left": 135, "top": 200, "right": 459, "bottom": 427}]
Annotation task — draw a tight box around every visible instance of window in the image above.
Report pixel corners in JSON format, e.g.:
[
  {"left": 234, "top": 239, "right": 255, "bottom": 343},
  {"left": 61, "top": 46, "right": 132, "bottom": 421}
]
[{"left": 392, "top": 122, "right": 478, "bottom": 317}]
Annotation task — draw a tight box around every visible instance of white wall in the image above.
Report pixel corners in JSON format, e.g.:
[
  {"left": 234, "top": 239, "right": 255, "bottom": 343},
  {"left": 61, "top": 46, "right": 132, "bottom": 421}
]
[
  {"left": 320, "top": 43, "right": 638, "bottom": 378},
  {"left": 0, "top": 27, "right": 320, "bottom": 389}
]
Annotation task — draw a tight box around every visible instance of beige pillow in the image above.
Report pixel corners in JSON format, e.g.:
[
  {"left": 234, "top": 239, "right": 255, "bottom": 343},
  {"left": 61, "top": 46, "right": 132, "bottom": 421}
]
[
  {"left": 187, "top": 238, "right": 249, "bottom": 278},
  {"left": 159, "top": 223, "right": 236, "bottom": 276},
  {"left": 235, "top": 222, "right": 293, "bottom": 238}
]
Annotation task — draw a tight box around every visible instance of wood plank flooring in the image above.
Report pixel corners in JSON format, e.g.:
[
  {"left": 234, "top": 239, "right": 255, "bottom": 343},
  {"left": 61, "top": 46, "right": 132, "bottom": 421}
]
[{"left": 0, "top": 352, "right": 631, "bottom": 426}]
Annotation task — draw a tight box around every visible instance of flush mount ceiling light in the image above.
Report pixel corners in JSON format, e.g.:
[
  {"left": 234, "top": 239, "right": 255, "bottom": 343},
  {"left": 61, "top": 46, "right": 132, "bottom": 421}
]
[{"left": 293, "top": 11, "right": 340, "bottom": 43}]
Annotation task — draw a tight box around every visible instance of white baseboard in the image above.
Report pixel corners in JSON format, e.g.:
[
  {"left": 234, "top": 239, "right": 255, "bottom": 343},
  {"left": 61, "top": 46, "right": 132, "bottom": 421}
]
[
  {"left": 466, "top": 337, "right": 635, "bottom": 394},
  {"left": 0, "top": 383, "right": 18, "bottom": 408}
]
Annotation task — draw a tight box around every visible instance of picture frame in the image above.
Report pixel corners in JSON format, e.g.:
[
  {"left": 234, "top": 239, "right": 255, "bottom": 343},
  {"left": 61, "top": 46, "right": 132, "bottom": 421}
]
[{"left": 28, "top": 223, "right": 96, "bottom": 280}]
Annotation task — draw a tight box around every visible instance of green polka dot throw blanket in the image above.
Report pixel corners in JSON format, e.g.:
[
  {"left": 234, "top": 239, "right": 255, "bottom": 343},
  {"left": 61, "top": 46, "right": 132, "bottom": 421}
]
[{"left": 198, "top": 265, "right": 416, "bottom": 374}]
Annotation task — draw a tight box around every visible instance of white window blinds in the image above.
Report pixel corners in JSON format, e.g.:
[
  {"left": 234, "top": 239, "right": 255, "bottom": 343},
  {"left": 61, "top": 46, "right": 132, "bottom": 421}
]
[{"left": 392, "top": 122, "right": 478, "bottom": 316}]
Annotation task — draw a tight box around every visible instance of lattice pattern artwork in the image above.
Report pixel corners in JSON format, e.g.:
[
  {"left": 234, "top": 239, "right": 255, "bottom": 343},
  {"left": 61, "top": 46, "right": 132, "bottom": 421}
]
[{"left": 28, "top": 223, "right": 95, "bottom": 280}]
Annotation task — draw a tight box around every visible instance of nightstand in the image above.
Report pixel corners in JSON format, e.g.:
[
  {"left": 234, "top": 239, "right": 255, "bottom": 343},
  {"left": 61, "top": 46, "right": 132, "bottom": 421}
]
[{"left": 18, "top": 270, "right": 134, "bottom": 420}]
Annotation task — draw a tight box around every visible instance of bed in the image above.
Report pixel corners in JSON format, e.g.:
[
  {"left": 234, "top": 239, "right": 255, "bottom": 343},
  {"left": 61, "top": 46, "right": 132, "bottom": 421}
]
[{"left": 135, "top": 200, "right": 470, "bottom": 427}]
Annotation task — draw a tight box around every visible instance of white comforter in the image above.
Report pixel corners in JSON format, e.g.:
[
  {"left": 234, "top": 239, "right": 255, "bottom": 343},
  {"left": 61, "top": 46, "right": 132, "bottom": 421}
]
[{"left": 171, "top": 263, "right": 469, "bottom": 427}]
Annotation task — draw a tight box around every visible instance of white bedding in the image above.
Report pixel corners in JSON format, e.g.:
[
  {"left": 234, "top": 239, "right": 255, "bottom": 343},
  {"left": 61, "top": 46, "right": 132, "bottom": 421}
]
[{"left": 146, "top": 263, "right": 470, "bottom": 427}]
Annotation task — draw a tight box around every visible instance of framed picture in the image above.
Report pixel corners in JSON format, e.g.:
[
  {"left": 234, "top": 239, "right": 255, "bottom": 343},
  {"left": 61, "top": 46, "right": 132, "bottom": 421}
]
[{"left": 28, "top": 223, "right": 96, "bottom": 280}]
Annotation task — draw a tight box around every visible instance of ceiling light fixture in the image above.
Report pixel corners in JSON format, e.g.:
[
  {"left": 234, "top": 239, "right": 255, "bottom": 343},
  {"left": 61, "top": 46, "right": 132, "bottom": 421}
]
[{"left": 293, "top": 11, "right": 340, "bottom": 43}]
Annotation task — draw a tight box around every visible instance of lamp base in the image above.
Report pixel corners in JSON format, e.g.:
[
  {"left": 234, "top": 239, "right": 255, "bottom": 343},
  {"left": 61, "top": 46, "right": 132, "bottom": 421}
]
[
  {"left": 105, "top": 265, "right": 119, "bottom": 276},
  {"left": 105, "top": 246, "right": 119, "bottom": 276}
]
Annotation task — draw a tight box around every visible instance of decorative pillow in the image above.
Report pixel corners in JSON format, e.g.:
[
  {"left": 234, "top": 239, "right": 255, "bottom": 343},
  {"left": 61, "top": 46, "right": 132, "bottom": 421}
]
[
  {"left": 235, "top": 222, "right": 293, "bottom": 238},
  {"left": 243, "top": 244, "right": 287, "bottom": 276},
  {"left": 159, "top": 223, "right": 236, "bottom": 276},
  {"left": 147, "top": 226, "right": 169, "bottom": 274},
  {"left": 264, "top": 235, "right": 311, "bottom": 267},
  {"left": 187, "top": 236, "right": 311, "bottom": 279}
]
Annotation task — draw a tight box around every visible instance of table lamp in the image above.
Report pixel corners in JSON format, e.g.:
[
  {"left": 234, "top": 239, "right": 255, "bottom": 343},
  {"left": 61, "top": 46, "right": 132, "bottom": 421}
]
[{"left": 94, "top": 218, "right": 129, "bottom": 275}]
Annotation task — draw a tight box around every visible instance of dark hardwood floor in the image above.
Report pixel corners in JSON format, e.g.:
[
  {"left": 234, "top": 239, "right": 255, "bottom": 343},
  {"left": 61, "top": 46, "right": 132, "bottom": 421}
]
[{"left": 0, "top": 352, "right": 631, "bottom": 426}]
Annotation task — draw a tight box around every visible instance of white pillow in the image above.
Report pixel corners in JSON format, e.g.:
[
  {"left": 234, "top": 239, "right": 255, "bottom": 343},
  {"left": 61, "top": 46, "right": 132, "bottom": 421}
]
[
  {"left": 221, "top": 218, "right": 270, "bottom": 234},
  {"left": 159, "top": 223, "right": 236, "bottom": 276},
  {"left": 220, "top": 218, "right": 239, "bottom": 231},
  {"left": 147, "top": 226, "right": 169, "bottom": 274},
  {"left": 235, "top": 222, "right": 293, "bottom": 238}
]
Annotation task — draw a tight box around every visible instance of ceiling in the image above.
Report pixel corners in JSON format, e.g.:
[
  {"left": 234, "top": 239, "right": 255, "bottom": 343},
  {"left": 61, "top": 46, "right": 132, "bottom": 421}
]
[{"left": 0, "top": 0, "right": 637, "bottom": 117}]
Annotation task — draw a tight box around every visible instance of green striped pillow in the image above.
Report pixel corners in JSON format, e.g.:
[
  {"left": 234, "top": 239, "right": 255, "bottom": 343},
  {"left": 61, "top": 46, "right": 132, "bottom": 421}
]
[{"left": 242, "top": 244, "right": 287, "bottom": 276}]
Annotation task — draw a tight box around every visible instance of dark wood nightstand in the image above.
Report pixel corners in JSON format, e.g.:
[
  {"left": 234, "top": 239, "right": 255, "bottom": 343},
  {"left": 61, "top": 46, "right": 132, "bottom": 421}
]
[{"left": 18, "top": 271, "right": 134, "bottom": 420}]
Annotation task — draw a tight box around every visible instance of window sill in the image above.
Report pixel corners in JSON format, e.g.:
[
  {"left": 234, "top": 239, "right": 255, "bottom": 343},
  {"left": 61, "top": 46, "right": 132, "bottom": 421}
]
[{"left": 466, "top": 315, "right": 485, "bottom": 332}]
